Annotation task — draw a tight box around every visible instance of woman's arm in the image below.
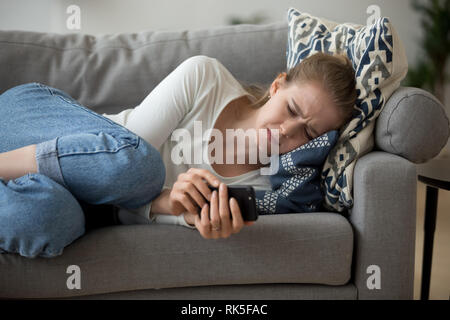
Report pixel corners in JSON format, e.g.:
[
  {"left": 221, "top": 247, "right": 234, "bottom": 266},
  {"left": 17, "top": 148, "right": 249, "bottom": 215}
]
[
  {"left": 104, "top": 56, "right": 215, "bottom": 150},
  {"left": 0, "top": 144, "right": 37, "bottom": 181},
  {"left": 149, "top": 188, "right": 196, "bottom": 228},
  {"left": 149, "top": 188, "right": 173, "bottom": 215}
]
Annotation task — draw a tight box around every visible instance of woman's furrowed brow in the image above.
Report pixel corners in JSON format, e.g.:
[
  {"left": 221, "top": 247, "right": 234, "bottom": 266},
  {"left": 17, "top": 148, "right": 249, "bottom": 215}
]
[{"left": 291, "top": 99, "right": 319, "bottom": 137}]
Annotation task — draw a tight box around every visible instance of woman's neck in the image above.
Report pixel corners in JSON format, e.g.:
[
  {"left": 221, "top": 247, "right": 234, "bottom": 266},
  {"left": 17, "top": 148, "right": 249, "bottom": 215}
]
[
  {"left": 220, "top": 96, "right": 267, "bottom": 169},
  {"left": 226, "top": 96, "right": 259, "bottom": 131}
]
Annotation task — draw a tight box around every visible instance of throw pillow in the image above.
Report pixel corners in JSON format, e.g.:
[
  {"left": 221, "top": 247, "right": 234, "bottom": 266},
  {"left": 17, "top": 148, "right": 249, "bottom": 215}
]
[
  {"left": 255, "top": 130, "right": 339, "bottom": 214},
  {"left": 286, "top": 7, "right": 408, "bottom": 212}
]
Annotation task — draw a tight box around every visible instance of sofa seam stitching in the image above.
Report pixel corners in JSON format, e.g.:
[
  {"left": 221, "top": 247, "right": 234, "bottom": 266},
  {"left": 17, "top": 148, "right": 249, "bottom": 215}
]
[{"left": 0, "top": 26, "right": 288, "bottom": 53}]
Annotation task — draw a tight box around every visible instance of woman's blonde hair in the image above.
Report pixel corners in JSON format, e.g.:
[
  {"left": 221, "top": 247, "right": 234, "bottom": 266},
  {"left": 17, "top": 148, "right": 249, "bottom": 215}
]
[{"left": 243, "top": 52, "right": 357, "bottom": 127}]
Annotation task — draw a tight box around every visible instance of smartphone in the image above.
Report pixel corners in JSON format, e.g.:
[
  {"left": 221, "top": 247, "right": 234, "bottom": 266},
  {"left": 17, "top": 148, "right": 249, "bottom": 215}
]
[{"left": 207, "top": 185, "right": 258, "bottom": 221}]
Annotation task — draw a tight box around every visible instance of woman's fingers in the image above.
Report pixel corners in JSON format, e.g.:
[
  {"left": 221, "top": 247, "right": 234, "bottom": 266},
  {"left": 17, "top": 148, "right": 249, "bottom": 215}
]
[
  {"left": 173, "top": 191, "right": 198, "bottom": 216},
  {"left": 209, "top": 190, "right": 221, "bottom": 233},
  {"left": 192, "top": 182, "right": 251, "bottom": 240},
  {"left": 192, "top": 168, "right": 221, "bottom": 188},
  {"left": 193, "top": 176, "right": 213, "bottom": 202},
  {"left": 182, "top": 181, "right": 207, "bottom": 209},
  {"left": 229, "top": 197, "right": 244, "bottom": 234},
  {"left": 207, "top": 183, "right": 238, "bottom": 238},
  {"left": 195, "top": 203, "right": 212, "bottom": 239},
  {"left": 218, "top": 183, "right": 232, "bottom": 233},
  {"left": 194, "top": 190, "right": 228, "bottom": 239},
  {"left": 172, "top": 168, "right": 222, "bottom": 216},
  {"left": 177, "top": 168, "right": 220, "bottom": 209},
  {"left": 186, "top": 168, "right": 220, "bottom": 199}
]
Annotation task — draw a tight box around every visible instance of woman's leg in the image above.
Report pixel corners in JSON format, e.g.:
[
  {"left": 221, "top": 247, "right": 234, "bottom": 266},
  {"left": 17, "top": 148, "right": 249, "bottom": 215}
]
[
  {"left": 0, "top": 83, "right": 165, "bottom": 209},
  {"left": 0, "top": 173, "right": 85, "bottom": 258}
]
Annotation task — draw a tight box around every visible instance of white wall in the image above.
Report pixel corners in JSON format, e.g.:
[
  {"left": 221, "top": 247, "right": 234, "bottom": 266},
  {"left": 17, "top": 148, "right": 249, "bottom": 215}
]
[{"left": 0, "top": 0, "right": 424, "bottom": 64}]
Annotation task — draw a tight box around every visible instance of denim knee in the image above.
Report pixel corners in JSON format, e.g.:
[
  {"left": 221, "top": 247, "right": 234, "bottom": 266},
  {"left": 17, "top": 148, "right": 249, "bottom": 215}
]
[
  {"left": 0, "top": 82, "right": 46, "bottom": 103},
  {"left": 117, "top": 137, "right": 166, "bottom": 209},
  {"left": 80, "top": 131, "right": 166, "bottom": 209},
  {"left": 1, "top": 82, "right": 39, "bottom": 95},
  {"left": 0, "top": 173, "right": 85, "bottom": 258}
]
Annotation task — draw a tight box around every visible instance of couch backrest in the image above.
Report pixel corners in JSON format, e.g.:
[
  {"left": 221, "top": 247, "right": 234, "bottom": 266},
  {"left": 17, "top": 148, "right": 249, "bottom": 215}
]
[{"left": 0, "top": 22, "right": 288, "bottom": 115}]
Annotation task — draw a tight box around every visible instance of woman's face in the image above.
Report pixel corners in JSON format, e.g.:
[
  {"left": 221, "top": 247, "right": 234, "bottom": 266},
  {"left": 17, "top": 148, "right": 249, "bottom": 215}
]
[{"left": 254, "top": 73, "right": 344, "bottom": 156}]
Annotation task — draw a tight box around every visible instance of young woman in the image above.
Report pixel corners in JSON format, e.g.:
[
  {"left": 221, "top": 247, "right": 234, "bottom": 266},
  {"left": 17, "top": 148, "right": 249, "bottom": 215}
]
[{"left": 0, "top": 52, "right": 356, "bottom": 258}]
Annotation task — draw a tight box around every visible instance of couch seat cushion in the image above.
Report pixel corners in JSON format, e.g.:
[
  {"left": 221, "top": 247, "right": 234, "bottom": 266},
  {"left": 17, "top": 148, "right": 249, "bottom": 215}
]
[{"left": 0, "top": 212, "right": 353, "bottom": 298}]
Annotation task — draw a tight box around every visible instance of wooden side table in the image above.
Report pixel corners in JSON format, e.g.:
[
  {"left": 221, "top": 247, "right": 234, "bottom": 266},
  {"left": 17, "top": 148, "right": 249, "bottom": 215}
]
[{"left": 416, "top": 158, "right": 450, "bottom": 300}]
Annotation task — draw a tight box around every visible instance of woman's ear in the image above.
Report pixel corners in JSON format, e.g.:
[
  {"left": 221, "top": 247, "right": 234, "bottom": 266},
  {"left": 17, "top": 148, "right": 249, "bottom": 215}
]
[{"left": 269, "top": 72, "right": 287, "bottom": 97}]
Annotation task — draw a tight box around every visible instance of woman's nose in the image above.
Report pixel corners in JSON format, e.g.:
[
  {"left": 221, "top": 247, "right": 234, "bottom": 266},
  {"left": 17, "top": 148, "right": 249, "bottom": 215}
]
[{"left": 280, "top": 119, "right": 301, "bottom": 138}]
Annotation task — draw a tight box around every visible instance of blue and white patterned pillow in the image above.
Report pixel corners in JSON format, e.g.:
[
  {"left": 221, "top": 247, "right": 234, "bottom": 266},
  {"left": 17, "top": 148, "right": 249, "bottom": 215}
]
[
  {"left": 286, "top": 8, "right": 408, "bottom": 212},
  {"left": 255, "top": 130, "right": 339, "bottom": 215}
]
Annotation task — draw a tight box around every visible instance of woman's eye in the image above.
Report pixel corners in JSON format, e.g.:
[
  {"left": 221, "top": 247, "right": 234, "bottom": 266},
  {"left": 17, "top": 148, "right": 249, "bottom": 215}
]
[
  {"left": 286, "top": 104, "right": 312, "bottom": 139},
  {"left": 287, "top": 105, "right": 295, "bottom": 116},
  {"left": 305, "top": 129, "right": 312, "bottom": 140}
]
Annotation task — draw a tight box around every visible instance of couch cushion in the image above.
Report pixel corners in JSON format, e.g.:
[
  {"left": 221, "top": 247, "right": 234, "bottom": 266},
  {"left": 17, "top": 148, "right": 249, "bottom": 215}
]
[
  {"left": 0, "top": 22, "right": 287, "bottom": 115},
  {"left": 68, "top": 283, "right": 358, "bottom": 300},
  {"left": 0, "top": 212, "right": 353, "bottom": 298},
  {"left": 375, "top": 87, "right": 450, "bottom": 163}
]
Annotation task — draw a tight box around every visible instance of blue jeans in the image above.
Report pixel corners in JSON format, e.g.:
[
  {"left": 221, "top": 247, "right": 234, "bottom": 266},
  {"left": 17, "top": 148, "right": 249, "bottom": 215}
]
[{"left": 0, "top": 83, "right": 165, "bottom": 258}]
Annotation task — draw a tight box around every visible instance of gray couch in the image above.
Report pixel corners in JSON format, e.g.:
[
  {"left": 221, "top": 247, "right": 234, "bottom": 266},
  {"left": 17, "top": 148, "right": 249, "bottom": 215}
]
[{"left": 0, "top": 21, "right": 448, "bottom": 300}]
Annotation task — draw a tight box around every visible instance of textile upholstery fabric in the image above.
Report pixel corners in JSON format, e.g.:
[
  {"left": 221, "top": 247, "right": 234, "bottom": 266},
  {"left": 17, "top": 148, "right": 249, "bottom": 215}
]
[{"left": 286, "top": 8, "right": 408, "bottom": 212}]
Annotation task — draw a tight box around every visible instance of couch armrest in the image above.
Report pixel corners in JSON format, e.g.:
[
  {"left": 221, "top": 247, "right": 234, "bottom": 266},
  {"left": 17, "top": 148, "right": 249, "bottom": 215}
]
[
  {"left": 375, "top": 87, "right": 450, "bottom": 163},
  {"left": 350, "top": 151, "right": 416, "bottom": 299}
]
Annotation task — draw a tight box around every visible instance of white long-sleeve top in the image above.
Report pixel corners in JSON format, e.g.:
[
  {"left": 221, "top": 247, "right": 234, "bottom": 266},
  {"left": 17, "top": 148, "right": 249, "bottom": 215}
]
[{"left": 102, "top": 56, "right": 271, "bottom": 228}]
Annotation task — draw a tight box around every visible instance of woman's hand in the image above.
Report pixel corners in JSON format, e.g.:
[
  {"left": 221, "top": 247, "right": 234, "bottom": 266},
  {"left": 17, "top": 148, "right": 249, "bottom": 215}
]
[
  {"left": 185, "top": 182, "right": 254, "bottom": 239},
  {"left": 169, "top": 168, "right": 221, "bottom": 216}
]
